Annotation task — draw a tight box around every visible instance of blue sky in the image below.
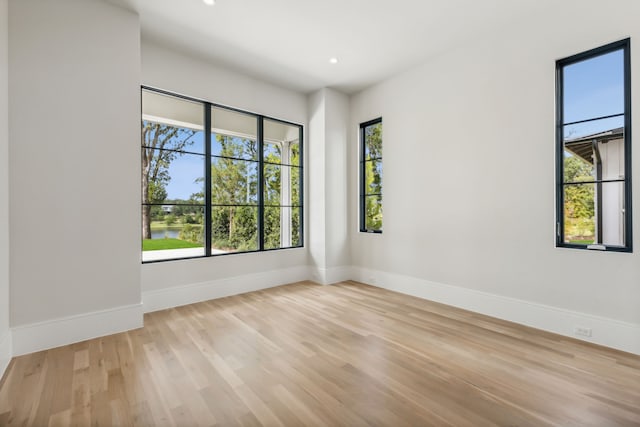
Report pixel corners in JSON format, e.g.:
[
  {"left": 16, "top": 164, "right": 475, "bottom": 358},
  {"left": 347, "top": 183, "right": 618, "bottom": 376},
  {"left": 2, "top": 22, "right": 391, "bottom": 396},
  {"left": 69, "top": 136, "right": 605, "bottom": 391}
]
[
  {"left": 163, "top": 130, "right": 204, "bottom": 201},
  {"left": 164, "top": 153, "right": 204, "bottom": 201},
  {"left": 563, "top": 49, "right": 624, "bottom": 139}
]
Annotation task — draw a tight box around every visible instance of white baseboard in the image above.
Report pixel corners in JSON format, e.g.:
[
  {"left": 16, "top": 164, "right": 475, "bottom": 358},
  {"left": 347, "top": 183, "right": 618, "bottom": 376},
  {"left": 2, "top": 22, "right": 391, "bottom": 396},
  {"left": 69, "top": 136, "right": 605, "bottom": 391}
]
[
  {"left": 143, "top": 265, "right": 311, "bottom": 313},
  {"left": 7, "top": 265, "right": 638, "bottom": 359},
  {"left": 0, "top": 330, "right": 11, "bottom": 381},
  {"left": 310, "top": 266, "right": 353, "bottom": 285},
  {"left": 11, "top": 303, "right": 143, "bottom": 357},
  {"left": 351, "top": 267, "right": 640, "bottom": 355}
]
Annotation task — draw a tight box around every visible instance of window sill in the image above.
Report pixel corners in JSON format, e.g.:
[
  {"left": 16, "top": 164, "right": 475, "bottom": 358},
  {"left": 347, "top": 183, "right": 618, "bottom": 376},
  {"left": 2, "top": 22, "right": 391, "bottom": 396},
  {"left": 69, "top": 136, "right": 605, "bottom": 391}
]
[{"left": 556, "top": 243, "right": 632, "bottom": 253}]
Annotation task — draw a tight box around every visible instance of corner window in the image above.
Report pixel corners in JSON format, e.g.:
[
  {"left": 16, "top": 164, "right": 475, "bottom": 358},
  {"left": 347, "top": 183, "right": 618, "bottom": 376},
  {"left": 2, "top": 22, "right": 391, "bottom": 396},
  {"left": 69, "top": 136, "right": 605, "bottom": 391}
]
[
  {"left": 360, "top": 118, "right": 383, "bottom": 232},
  {"left": 556, "top": 39, "right": 631, "bottom": 252},
  {"left": 142, "top": 88, "right": 303, "bottom": 262}
]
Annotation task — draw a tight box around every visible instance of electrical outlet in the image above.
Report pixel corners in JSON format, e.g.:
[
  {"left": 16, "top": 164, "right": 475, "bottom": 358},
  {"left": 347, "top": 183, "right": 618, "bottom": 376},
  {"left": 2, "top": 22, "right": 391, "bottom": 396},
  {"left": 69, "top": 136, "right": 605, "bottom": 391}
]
[{"left": 574, "top": 326, "right": 592, "bottom": 337}]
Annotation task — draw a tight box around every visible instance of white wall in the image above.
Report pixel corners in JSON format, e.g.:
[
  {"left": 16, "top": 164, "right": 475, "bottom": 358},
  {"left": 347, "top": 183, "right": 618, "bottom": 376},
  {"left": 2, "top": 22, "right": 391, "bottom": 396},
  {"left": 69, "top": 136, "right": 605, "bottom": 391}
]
[
  {"left": 324, "top": 89, "right": 350, "bottom": 270},
  {"left": 0, "top": 0, "right": 10, "bottom": 377},
  {"left": 308, "top": 90, "right": 326, "bottom": 275},
  {"left": 140, "top": 40, "right": 310, "bottom": 311},
  {"left": 349, "top": 3, "right": 640, "bottom": 353},
  {"left": 308, "top": 88, "right": 350, "bottom": 284},
  {"left": 9, "top": 0, "right": 142, "bottom": 354}
]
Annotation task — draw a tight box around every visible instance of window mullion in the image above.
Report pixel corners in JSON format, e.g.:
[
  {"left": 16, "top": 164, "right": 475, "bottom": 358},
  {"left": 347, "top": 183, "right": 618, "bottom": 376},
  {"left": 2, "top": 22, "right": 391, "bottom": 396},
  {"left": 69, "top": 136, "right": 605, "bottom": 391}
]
[
  {"left": 204, "top": 103, "right": 212, "bottom": 257},
  {"left": 258, "top": 116, "right": 265, "bottom": 251}
]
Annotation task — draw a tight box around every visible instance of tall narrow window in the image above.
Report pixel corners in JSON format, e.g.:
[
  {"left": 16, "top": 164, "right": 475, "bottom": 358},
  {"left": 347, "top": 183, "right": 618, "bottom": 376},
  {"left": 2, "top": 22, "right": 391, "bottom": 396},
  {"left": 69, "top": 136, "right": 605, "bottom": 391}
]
[
  {"left": 556, "top": 39, "right": 631, "bottom": 251},
  {"left": 210, "top": 106, "right": 259, "bottom": 253},
  {"left": 142, "top": 90, "right": 206, "bottom": 262},
  {"left": 263, "top": 119, "right": 303, "bottom": 249},
  {"left": 141, "top": 87, "right": 303, "bottom": 262},
  {"left": 360, "top": 118, "right": 383, "bottom": 232}
]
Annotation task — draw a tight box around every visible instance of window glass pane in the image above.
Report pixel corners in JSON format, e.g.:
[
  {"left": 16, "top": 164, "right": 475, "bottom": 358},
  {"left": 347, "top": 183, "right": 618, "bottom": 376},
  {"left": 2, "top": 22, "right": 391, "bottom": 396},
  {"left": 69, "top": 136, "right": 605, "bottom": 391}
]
[
  {"left": 292, "top": 206, "right": 302, "bottom": 246},
  {"left": 211, "top": 206, "right": 258, "bottom": 253},
  {"left": 264, "top": 163, "right": 281, "bottom": 205},
  {"left": 142, "top": 205, "right": 205, "bottom": 262},
  {"left": 563, "top": 49, "right": 624, "bottom": 123},
  {"left": 364, "top": 122, "right": 382, "bottom": 160},
  {"left": 265, "top": 119, "right": 301, "bottom": 166},
  {"left": 364, "top": 195, "right": 383, "bottom": 231},
  {"left": 142, "top": 149, "right": 205, "bottom": 204},
  {"left": 211, "top": 107, "right": 258, "bottom": 159},
  {"left": 364, "top": 159, "right": 383, "bottom": 195},
  {"left": 211, "top": 158, "right": 258, "bottom": 205},
  {"left": 264, "top": 164, "right": 299, "bottom": 207},
  {"left": 563, "top": 115, "right": 623, "bottom": 140},
  {"left": 264, "top": 141, "right": 281, "bottom": 164},
  {"left": 563, "top": 183, "right": 595, "bottom": 244},
  {"left": 599, "top": 181, "right": 626, "bottom": 247},
  {"left": 265, "top": 206, "right": 301, "bottom": 249},
  {"left": 291, "top": 166, "right": 302, "bottom": 206},
  {"left": 563, "top": 151, "right": 594, "bottom": 183},
  {"left": 289, "top": 141, "right": 301, "bottom": 167},
  {"left": 212, "top": 135, "right": 258, "bottom": 160},
  {"left": 142, "top": 90, "right": 205, "bottom": 154},
  {"left": 564, "top": 117, "right": 625, "bottom": 182},
  {"left": 563, "top": 182, "right": 626, "bottom": 247},
  {"left": 264, "top": 206, "right": 281, "bottom": 250}
]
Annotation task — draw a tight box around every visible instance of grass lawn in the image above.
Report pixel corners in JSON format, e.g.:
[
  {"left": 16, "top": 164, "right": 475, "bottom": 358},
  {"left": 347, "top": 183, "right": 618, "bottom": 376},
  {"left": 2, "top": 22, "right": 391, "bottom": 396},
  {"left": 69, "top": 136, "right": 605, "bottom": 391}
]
[
  {"left": 569, "top": 239, "right": 594, "bottom": 244},
  {"left": 143, "top": 238, "right": 201, "bottom": 251}
]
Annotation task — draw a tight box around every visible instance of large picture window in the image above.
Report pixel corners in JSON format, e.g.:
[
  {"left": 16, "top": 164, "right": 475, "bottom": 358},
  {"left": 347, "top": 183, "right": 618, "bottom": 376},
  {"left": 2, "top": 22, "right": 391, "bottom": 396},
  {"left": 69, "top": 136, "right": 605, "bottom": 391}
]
[
  {"left": 360, "top": 118, "right": 383, "bottom": 233},
  {"left": 556, "top": 39, "right": 631, "bottom": 251},
  {"left": 142, "top": 88, "right": 303, "bottom": 262}
]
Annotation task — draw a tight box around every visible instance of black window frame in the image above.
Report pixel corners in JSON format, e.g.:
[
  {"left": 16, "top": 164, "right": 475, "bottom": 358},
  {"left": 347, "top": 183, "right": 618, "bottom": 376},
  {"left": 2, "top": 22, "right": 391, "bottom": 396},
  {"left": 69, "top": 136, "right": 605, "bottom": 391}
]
[
  {"left": 359, "top": 117, "right": 383, "bottom": 233},
  {"left": 555, "top": 38, "right": 632, "bottom": 252},
  {"left": 141, "top": 86, "right": 304, "bottom": 263}
]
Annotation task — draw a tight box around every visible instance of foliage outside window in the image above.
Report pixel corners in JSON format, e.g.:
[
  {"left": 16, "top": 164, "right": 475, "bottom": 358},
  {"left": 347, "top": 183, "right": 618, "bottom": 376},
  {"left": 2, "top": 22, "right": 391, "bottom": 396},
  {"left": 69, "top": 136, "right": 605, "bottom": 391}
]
[
  {"left": 360, "top": 118, "right": 383, "bottom": 232},
  {"left": 556, "top": 39, "right": 631, "bottom": 251},
  {"left": 141, "top": 88, "right": 303, "bottom": 262}
]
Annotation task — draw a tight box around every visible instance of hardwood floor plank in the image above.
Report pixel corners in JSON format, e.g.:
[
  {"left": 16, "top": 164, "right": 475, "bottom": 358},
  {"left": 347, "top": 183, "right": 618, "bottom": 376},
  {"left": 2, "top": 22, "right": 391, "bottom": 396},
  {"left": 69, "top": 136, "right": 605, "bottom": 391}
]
[
  {"left": 1, "top": 281, "right": 640, "bottom": 426},
  {"left": 47, "top": 409, "right": 70, "bottom": 427}
]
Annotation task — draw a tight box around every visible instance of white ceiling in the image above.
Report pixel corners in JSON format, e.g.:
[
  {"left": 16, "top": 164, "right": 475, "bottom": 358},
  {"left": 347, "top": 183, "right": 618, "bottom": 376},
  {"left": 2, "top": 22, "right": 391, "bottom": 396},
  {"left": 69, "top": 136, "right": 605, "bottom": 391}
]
[{"left": 106, "top": 0, "right": 552, "bottom": 94}]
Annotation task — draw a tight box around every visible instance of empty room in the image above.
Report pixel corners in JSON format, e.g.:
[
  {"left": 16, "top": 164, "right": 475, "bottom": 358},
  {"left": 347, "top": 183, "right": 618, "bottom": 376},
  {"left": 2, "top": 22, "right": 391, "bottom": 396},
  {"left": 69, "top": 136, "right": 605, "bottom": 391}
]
[{"left": 1, "top": 0, "right": 639, "bottom": 425}]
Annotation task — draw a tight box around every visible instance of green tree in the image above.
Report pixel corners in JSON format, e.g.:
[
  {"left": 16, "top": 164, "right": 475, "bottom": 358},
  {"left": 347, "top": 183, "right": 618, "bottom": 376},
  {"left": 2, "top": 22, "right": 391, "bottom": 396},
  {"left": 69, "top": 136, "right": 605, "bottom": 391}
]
[
  {"left": 164, "top": 214, "right": 176, "bottom": 226},
  {"left": 563, "top": 155, "right": 595, "bottom": 239},
  {"left": 178, "top": 223, "right": 203, "bottom": 244},
  {"left": 142, "top": 121, "right": 196, "bottom": 239},
  {"left": 364, "top": 123, "right": 382, "bottom": 159},
  {"left": 208, "top": 135, "right": 258, "bottom": 250}
]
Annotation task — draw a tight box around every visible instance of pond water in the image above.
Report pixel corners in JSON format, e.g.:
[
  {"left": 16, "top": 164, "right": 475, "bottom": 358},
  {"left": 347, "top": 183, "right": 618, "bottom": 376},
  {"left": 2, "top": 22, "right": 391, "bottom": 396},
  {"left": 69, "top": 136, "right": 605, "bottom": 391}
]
[{"left": 151, "top": 229, "right": 181, "bottom": 239}]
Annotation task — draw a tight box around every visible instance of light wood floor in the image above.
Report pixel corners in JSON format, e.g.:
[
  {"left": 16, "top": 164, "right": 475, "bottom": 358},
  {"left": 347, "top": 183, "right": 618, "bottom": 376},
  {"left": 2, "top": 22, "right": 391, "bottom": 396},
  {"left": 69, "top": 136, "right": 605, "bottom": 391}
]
[{"left": 1, "top": 281, "right": 639, "bottom": 426}]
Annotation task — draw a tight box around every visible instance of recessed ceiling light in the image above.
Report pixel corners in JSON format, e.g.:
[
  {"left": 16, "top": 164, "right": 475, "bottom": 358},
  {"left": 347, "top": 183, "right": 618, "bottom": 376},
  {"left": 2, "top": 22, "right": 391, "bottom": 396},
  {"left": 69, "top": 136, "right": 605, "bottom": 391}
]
[
  {"left": 329, "top": 57, "right": 338, "bottom": 64},
  {"left": 203, "top": 0, "right": 215, "bottom": 5}
]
